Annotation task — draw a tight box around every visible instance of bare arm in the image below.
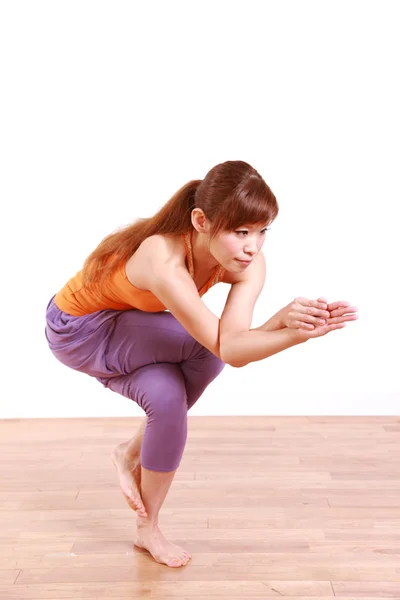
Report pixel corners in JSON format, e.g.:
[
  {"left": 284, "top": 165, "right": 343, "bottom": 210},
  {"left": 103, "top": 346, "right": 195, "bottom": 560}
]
[
  {"left": 221, "top": 328, "right": 303, "bottom": 367},
  {"left": 138, "top": 236, "right": 221, "bottom": 357},
  {"left": 151, "top": 265, "right": 222, "bottom": 358},
  {"left": 253, "top": 312, "right": 284, "bottom": 332},
  {"left": 140, "top": 237, "right": 304, "bottom": 367},
  {"left": 220, "top": 252, "right": 304, "bottom": 367}
]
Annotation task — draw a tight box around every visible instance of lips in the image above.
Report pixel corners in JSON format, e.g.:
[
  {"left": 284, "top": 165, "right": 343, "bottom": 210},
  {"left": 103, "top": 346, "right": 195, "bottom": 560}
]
[{"left": 236, "top": 259, "right": 252, "bottom": 265}]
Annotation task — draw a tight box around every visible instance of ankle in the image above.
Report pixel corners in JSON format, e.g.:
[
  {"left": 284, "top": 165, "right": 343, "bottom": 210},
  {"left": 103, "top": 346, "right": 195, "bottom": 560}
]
[
  {"left": 124, "top": 450, "right": 140, "bottom": 468},
  {"left": 137, "top": 515, "right": 158, "bottom": 529},
  {"left": 114, "top": 442, "right": 139, "bottom": 467}
]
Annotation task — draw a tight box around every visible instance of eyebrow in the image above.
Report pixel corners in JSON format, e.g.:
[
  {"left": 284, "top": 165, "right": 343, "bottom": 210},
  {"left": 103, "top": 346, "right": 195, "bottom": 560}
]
[{"left": 239, "top": 224, "right": 270, "bottom": 230}]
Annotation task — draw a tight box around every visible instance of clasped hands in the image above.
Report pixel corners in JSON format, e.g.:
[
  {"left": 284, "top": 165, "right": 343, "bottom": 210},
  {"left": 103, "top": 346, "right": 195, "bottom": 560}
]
[{"left": 279, "top": 296, "right": 359, "bottom": 340}]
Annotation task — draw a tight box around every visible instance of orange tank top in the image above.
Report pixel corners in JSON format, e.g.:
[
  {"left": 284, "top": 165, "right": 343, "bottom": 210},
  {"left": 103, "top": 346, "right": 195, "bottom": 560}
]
[{"left": 54, "top": 231, "right": 225, "bottom": 316}]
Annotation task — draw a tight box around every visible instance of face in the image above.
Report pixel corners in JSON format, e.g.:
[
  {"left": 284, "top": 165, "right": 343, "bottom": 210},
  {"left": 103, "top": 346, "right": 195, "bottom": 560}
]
[{"left": 210, "top": 222, "right": 270, "bottom": 271}]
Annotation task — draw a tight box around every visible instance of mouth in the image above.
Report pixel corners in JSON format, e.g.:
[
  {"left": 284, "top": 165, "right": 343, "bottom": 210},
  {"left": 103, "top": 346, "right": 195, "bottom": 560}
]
[{"left": 235, "top": 259, "right": 252, "bottom": 266}]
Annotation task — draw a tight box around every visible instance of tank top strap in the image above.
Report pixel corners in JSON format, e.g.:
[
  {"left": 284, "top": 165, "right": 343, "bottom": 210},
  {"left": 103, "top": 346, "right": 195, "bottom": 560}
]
[
  {"left": 182, "top": 231, "right": 195, "bottom": 277},
  {"left": 181, "top": 231, "right": 225, "bottom": 292}
]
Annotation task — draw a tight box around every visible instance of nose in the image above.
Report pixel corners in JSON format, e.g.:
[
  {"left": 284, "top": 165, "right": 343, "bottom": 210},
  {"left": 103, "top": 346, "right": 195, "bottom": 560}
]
[{"left": 244, "top": 241, "right": 257, "bottom": 256}]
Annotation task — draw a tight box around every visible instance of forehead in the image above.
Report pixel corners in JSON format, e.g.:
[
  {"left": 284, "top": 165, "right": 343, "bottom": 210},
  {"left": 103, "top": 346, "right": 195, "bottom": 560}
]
[{"left": 236, "top": 221, "right": 269, "bottom": 229}]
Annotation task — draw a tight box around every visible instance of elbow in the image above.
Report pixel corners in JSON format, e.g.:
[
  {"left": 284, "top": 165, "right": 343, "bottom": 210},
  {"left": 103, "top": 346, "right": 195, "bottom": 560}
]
[
  {"left": 220, "top": 345, "right": 248, "bottom": 368},
  {"left": 220, "top": 333, "right": 249, "bottom": 368},
  {"left": 228, "top": 359, "right": 248, "bottom": 368},
  {"left": 221, "top": 354, "right": 245, "bottom": 368}
]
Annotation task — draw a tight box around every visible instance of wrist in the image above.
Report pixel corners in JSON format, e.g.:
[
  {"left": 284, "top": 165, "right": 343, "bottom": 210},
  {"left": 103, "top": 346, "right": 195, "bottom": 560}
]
[
  {"left": 258, "top": 313, "right": 284, "bottom": 332},
  {"left": 289, "top": 328, "right": 309, "bottom": 344}
]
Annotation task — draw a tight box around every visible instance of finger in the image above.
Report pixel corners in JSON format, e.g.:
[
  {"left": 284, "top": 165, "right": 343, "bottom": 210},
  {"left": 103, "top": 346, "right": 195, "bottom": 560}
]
[
  {"left": 326, "top": 322, "right": 346, "bottom": 331},
  {"left": 298, "top": 304, "right": 330, "bottom": 319},
  {"left": 307, "top": 298, "right": 329, "bottom": 311},
  {"left": 330, "top": 306, "right": 358, "bottom": 318},
  {"left": 327, "top": 314, "right": 359, "bottom": 325},
  {"left": 293, "top": 319, "right": 315, "bottom": 329},
  {"left": 326, "top": 300, "right": 351, "bottom": 312},
  {"left": 310, "top": 322, "right": 346, "bottom": 338},
  {"left": 293, "top": 312, "right": 327, "bottom": 326},
  {"left": 296, "top": 297, "right": 328, "bottom": 311}
]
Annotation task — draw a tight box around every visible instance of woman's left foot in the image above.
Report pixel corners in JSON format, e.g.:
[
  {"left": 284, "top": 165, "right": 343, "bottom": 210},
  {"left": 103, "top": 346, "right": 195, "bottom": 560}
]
[
  {"left": 111, "top": 443, "right": 148, "bottom": 518},
  {"left": 134, "top": 519, "right": 192, "bottom": 568}
]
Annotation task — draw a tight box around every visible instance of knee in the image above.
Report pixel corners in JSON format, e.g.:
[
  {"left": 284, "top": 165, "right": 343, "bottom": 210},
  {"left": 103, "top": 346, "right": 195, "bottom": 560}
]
[
  {"left": 146, "top": 386, "right": 187, "bottom": 425},
  {"left": 140, "top": 366, "right": 188, "bottom": 425},
  {"left": 209, "top": 353, "right": 226, "bottom": 378},
  {"left": 104, "top": 363, "right": 188, "bottom": 425},
  {"left": 193, "top": 345, "right": 226, "bottom": 381},
  {"left": 184, "top": 351, "right": 225, "bottom": 411}
]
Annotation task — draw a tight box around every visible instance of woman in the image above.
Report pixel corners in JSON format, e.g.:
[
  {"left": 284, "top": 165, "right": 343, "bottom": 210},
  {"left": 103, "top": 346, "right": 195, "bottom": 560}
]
[{"left": 45, "top": 160, "right": 358, "bottom": 568}]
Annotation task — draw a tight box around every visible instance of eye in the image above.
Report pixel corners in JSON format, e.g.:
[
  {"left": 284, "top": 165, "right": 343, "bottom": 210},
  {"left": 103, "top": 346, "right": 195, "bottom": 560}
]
[{"left": 235, "top": 227, "right": 270, "bottom": 236}]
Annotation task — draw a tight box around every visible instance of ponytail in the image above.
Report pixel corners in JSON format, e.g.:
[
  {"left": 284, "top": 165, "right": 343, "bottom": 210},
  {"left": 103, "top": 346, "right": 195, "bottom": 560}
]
[
  {"left": 82, "top": 180, "right": 201, "bottom": 285},
  {"left": 82, "top": 160, "right": 278, "bottom": 286}
]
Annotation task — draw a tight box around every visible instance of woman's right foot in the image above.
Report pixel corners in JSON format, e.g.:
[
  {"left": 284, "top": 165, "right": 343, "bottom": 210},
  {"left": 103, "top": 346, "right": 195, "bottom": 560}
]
[
  {"left": 134, "top": 519, "right": 192, "bottom": 568},
  {"left": 111, "top": 443, "right": 148, "bottom": 518}
]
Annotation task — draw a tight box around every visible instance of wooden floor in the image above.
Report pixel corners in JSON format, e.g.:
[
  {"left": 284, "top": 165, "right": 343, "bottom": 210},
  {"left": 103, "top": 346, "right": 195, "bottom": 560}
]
[{"left": 1, "top": 416, "right": 400, "bottom": 600}]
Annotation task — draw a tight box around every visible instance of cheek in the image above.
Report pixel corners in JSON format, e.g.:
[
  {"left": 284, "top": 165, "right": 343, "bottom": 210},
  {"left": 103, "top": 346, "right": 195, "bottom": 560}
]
[
  {"left": 211, "top": 234, "right": 241, "bottom": 262},
  {"left": 225, "top": 239, "right": 238, "bottom": 252},
  {"left": 220, "top": 238, "right": 240, "bottom": 258}
]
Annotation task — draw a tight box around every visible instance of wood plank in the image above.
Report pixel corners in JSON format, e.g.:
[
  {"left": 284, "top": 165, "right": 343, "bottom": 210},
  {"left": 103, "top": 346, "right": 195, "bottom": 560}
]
[
  {"left": 12, "top": 564, "right": 400, "bottom": 584},
  {"left": 1, "top": 416, "right": 400, "bottom": 599},
  {"left": 0, "top": 580, "right": 331, "bottom": 599}
]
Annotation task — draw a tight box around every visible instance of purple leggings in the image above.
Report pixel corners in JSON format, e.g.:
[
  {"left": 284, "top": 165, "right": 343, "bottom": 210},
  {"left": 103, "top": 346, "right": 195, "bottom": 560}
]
[{"left": 45, "top": 296, "right": 225, "bottom": 472}]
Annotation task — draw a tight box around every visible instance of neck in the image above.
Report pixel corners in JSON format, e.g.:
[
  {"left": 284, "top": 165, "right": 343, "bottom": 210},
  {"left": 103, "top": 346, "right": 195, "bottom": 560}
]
[{"left": 191, "top": 229, "right": 219, "bottom": 272}]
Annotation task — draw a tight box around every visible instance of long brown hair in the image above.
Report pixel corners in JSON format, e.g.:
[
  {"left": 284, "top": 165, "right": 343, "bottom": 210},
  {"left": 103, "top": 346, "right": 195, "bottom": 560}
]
[{"left": 82, "top": 160, "right": 279, "bottom": 285}]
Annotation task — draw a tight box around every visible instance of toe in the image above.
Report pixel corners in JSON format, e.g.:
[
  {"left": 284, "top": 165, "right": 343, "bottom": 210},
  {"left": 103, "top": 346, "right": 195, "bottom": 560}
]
[
  {"left": 133, "top": 498, "right": 144, "bottom": 511},
  {"left": 168, "top": 558, "right": 182, "bottom": 568}
]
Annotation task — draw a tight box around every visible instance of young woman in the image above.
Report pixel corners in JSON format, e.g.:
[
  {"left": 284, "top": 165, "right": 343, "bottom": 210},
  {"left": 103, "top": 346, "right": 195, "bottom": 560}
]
[{"left": 45, "top": 160, "right": 358, "bottom": 568}]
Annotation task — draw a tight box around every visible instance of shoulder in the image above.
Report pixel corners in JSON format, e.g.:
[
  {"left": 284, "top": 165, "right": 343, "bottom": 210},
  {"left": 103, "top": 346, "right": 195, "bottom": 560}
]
[
  {"left": 221, "top": 250, "right": 266, "bottom": 286},
  {"left": 140, "top": 234, "right": 186, "bottom": 267},
  {"left": 125, "top": 234, "right": 186, "bottom": 289}
]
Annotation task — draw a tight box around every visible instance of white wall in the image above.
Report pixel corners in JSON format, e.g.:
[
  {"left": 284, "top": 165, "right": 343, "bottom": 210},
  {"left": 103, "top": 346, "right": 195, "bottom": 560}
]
[{"left": 1, "top": 0, "right": 399, "bottom": 418}]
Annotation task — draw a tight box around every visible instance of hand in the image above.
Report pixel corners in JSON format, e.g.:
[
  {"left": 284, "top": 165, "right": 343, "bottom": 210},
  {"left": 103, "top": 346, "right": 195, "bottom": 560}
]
[
  {"left": 292, "top": 297, "right": 359, "bottom": 341},
  {"left": 281, "top": 296, "right": 331, "bottom": 330}
]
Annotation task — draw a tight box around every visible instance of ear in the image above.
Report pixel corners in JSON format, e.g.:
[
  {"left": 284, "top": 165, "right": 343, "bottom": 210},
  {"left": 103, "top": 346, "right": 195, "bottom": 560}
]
[{"left": 191, "top": 208, "right": 212, "bottom": 234}]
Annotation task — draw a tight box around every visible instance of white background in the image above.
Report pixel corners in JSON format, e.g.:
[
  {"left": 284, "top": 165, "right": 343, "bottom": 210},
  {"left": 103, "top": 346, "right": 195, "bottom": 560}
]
[{"left": 1, "top": 1, "right": 399, "bottom": 418}]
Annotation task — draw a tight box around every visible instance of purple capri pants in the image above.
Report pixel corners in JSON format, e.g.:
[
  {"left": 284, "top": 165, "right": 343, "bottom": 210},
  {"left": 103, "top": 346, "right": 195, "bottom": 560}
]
[{"left": 45, "top": 296, "right": 225, "bottom": 472}]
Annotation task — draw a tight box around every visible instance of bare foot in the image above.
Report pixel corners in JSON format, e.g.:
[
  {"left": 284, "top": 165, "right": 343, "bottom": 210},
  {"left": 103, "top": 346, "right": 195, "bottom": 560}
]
[
  {"left": 111, "top": 443, "right": 148, "bottom": 518},
  {"left": 134, "top": 519, "right": 192, "bottom": 568}
]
